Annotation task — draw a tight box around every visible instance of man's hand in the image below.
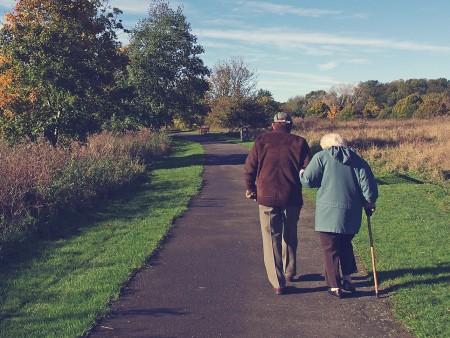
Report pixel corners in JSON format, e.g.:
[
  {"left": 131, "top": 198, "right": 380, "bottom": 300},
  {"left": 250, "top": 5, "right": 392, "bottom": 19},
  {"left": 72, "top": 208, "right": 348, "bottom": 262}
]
[{"left": 245, "top": 189, "right": 257, "bottom": 200}]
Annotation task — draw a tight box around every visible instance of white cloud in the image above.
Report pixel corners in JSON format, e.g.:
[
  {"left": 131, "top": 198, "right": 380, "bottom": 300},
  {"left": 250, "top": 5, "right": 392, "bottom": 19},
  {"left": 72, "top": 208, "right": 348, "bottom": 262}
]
[
  {"left": 193, "top": 28, "right": 450, "bottom": 54},
  {"left": 236, "top": 1, "right": 341, "bottom": 17},
  {"left": 318, "top": 61, "right": 339, "bottom": 71},
  {"left": 317, "top": 58, "right": 370, "bottom": 71}
]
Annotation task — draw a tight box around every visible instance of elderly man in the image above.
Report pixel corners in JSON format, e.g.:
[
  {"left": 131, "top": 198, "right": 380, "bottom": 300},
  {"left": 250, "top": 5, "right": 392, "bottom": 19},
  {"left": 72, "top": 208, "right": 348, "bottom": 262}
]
[{"left": 245, "top": 112, "right": 311, "bottom": 295}]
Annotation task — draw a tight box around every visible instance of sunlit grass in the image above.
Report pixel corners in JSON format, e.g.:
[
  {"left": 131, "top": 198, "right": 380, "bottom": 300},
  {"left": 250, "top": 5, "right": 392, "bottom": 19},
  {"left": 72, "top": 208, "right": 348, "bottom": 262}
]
[
  {"left": 303, "top": 181, "right": 449, "bottom": 337},
  {"left": 352, "top": 181, "right": 449, "bottom": 337},
  {"left": 0, "top": 138, "right": 204, "bottom": 337}
]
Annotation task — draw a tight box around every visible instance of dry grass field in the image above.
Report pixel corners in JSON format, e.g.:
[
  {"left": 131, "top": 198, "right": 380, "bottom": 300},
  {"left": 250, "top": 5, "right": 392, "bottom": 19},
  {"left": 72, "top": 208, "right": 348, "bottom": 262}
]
[{"left": 294, "top": 117, "right": 450, "bottom": 182}]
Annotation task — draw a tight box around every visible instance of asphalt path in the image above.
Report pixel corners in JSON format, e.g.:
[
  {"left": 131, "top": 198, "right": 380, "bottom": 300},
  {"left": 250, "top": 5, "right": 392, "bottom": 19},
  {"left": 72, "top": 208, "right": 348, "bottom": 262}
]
[{"left": 89, "top": 134, "right": 411, "bottom": 338}]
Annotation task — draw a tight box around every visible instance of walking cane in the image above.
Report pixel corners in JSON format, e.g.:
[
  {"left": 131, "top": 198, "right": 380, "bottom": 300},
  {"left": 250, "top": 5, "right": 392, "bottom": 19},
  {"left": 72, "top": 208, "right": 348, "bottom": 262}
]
[{"left": 367, "top": 215, "right": 379, "bottom": 297}]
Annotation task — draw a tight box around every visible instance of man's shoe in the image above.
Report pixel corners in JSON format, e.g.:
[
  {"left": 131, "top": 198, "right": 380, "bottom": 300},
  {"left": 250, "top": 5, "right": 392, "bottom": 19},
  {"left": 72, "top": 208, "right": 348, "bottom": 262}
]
[
  {"left": 273, "top": 287, "right": 285, "bottom": 295},
  {"left": 327, "top": 288, "right": 343, "bottom": 298},
  {"left": 342, "top": 280, "right": 357, "bottom": 294}
]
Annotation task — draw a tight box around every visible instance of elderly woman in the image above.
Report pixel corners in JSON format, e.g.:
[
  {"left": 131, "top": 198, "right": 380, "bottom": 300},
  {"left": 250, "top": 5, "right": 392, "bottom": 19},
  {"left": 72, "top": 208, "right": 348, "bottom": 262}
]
[{"left": 300, "top": 133, "right": 378, "bottom": 298}]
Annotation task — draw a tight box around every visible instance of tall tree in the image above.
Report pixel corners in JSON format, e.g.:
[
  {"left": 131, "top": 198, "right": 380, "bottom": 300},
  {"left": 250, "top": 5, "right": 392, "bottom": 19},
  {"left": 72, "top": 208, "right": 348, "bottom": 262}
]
[
  {"left": 322, "top": 84, "right": 355, "bottom": 118},
  {"left": 126, "top": 0, "right": 209, "bottom": 129},
  {"left": 207, "top": 56, "right": 264, "bottom": 128},
  {"left": 426, "top": 78, "right": 449, "bottom": 94},
  {"left": 208, "top": 56, "right": 257, "bottom": 100},
  {"left": 392, "top": 94, "right": 422, "bottom": 118},
  {"left": 303, "top": 90, "right": 326, "bottom": 112},
  {"left": 0, "top": 0, "right": 127, "bottom": 145},
  {"left": 414, "top": 93, "right": 449, "bottom": 118},
  {"left": 283, "top": 95, "right": 306, "bottom": 117}
]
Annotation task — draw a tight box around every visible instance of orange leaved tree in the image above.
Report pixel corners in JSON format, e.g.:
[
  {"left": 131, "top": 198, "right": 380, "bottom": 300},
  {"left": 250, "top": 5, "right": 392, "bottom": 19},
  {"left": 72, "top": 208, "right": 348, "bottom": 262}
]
[{"left": 0, "top": 0, "right": 127, "bottom": 145}]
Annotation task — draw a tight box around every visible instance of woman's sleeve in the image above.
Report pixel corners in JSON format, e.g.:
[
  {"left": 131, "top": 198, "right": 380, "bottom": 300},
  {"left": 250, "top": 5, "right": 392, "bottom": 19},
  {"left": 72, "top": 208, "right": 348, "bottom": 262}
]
[
  {"left": 299, "top": 154, "right": 323, "bottom": 188},
  {"left": 358, "top": 160, "right": 378, "bottom": 204}
]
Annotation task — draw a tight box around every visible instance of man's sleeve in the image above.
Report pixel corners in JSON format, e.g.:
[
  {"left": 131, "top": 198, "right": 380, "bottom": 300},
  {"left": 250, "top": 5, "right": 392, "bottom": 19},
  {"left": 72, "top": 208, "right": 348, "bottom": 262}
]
[
  {"left": 301, "top": 139, "right": 312, "bottom": 169},
  {"left": 244, "top": 144, "right": 258, "bottom": 191}
]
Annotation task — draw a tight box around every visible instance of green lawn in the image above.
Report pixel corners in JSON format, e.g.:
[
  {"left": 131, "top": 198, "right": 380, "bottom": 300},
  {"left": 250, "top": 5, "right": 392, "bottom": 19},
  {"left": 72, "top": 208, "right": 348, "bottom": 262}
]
[
  {"left": 0, "top": 138, "right": 204, "bottom": 337},
  {"left": 352, "top": 179, "right": 449, "bottom": 338},
  {"left": 302, "top": 174, "right": 449, "bottom": 337}
]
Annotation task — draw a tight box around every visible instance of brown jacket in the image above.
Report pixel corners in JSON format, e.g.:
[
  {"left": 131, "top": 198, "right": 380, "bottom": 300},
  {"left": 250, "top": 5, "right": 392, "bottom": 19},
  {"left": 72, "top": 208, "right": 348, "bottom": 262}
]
[{"left": 244, "top": 129, "right": 311, "bottom": 207}]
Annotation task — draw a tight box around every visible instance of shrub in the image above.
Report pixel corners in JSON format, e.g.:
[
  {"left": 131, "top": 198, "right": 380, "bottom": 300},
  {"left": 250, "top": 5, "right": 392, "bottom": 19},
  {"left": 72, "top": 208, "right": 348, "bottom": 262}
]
[{"left": 0, "top": 130, "right": 171, "bottom": 257}]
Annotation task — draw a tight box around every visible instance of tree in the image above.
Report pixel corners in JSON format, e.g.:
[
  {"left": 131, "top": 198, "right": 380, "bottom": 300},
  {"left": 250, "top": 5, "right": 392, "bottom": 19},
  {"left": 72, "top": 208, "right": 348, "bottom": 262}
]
[
  {"left": 303, "top": 90, "right": 326, "bottom": 112},
  {"left": 208, "top": 56, "right": 257, "bottom": 100},
  {"left": 426, "top": 78, "right": 449, "bottom": 94},
  {"left": 283, "top": 95, "right": 306, "bottom": 117},
  {"left": 392, "top": 94, "right": 422, "bottom": 118},
  {"left": 337, "top": 103, "right": 357, "bottom": 120},
  {"left": 405, "top": 78, "right": 428, "bottom": 96},
  {"left": 254, "top": 90, "right": 280, "bottom": 126},
  {"left": 306, "top": 101, "right": 329, "bottom": 118},
  {"left": 126, "top": 0, "right": 210, "bottom": 129},
  {"left": 0, "top": 0, "right": 127, "bottom": 145},
  {"left": 414, "top": 93, "right": 449, "bottom": 118},
  {"left": 353, "top": 80, "right": 386, "bottom": 113},
  {"left": 321, "top": 84, "right": 355, "bottom": 118},
  {"left": 206, "top": 56, "right": 261, "bottom": 128},
  {"left": 362, "top": 97, "right": 381, "bottom": 118}
]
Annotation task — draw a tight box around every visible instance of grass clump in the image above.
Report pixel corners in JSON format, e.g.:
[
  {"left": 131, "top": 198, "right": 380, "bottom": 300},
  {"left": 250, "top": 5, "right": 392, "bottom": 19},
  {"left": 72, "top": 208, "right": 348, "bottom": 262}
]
[{"left": 0, "top": 137, "right": 204, "bottom": 337}]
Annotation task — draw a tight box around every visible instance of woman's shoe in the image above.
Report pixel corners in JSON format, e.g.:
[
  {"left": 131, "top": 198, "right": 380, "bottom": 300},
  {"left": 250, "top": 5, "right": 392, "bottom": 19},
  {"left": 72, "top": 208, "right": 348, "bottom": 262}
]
[
  {"left": 342, "top": 280, "right": 357, "bottom": 294},
  {"left": 327, "top": 288, "right": 343, "bottom": 298},
  {"left": 285, "top": 275, "right": 294, "bottom": 282}
]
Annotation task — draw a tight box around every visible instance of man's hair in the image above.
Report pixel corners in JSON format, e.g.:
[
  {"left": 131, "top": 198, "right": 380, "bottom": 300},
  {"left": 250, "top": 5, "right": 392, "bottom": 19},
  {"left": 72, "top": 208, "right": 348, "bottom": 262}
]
[
  {"left": 320, "top": 133, "right": 346, "bottom": 149},
  {"left": 272, "top": 121, "right": 292, "bottom": 132}
]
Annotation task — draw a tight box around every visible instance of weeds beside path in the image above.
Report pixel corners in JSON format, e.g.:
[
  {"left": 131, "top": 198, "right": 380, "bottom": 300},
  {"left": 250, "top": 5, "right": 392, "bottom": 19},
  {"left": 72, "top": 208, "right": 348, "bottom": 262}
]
[{"left": 0, "top": 138, "right": 204, "bottom": 337}]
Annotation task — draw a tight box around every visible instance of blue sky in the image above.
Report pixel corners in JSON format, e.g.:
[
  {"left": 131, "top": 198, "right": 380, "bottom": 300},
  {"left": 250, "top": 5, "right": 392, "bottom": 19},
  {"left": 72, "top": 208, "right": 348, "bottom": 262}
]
[{"left": 1, "top": 0, "right": 450, "bottom": 102}]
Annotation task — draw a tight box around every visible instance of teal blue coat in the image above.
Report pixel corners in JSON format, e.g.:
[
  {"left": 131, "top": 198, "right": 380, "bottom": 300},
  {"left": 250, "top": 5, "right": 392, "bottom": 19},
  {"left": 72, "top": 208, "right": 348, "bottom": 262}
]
[{"left": 300, "top": 146, "right": 378, "bottom": 234}]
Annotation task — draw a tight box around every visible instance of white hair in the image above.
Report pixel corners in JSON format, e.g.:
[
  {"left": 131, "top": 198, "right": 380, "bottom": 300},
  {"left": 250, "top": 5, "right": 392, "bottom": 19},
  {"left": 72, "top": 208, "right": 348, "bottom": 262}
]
[{"left": 320, "top": 133, "right": 347, "bottom": 149}]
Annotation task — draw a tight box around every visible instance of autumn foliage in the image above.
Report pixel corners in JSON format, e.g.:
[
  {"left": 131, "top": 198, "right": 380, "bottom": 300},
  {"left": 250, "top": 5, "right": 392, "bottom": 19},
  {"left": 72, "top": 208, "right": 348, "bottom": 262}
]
[{"left": 0, "top": 0, "right": 127, "bottom": 145}]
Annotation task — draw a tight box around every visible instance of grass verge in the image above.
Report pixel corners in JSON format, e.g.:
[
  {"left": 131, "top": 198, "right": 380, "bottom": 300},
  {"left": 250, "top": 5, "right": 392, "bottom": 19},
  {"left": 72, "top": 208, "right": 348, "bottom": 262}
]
[
  {"left": 352, "top": 179, "right": 449, "bottom": 338},
  {"left": 303, "top": 176, "right": 449, "bottom": 338},
  {"left": 0, "top": 137, "right": 204, "bottom": 337}
]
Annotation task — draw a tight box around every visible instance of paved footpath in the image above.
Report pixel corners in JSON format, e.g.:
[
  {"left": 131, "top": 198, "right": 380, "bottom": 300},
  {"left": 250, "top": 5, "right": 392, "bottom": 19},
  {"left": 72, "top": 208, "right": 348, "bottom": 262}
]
[{"left": 90, "top": 134, "right": 411, "bottom": 338}]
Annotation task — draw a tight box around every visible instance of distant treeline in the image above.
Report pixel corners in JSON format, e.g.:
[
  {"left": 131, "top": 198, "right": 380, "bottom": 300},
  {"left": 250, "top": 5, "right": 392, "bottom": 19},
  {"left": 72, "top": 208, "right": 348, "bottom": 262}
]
[{"left": 283, "top": 78, "right": 450, "bottom": 119}]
